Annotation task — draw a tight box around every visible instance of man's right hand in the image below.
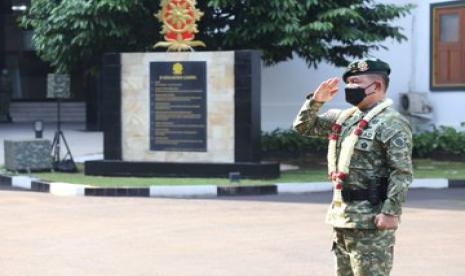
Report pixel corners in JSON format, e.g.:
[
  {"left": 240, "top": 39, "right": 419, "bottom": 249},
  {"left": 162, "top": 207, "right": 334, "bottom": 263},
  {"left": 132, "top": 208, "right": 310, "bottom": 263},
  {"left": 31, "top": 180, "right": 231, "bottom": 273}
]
[{"left": 311, "top": 77, "right": 339, "bottom": 102}]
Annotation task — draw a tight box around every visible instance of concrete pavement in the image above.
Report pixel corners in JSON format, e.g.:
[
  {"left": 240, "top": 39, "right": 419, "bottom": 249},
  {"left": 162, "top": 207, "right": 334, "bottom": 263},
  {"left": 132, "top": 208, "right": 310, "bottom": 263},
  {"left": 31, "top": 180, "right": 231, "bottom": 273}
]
[{"left": 0, "top": 188, "right": 464, "bottom": 276}]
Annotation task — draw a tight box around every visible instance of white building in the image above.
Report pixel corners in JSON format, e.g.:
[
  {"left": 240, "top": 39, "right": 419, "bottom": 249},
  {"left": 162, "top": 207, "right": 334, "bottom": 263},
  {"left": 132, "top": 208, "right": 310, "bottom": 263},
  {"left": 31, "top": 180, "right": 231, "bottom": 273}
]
[{"left": 261, "top": 0, "right": 465, "bottom": 132}]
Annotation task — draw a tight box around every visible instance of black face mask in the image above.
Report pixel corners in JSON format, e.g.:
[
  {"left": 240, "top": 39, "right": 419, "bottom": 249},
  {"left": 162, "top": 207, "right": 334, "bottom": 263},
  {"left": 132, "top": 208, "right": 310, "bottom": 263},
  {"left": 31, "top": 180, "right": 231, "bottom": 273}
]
[{"left": 344, "top": 82, "right": 376, "bottom": 106}]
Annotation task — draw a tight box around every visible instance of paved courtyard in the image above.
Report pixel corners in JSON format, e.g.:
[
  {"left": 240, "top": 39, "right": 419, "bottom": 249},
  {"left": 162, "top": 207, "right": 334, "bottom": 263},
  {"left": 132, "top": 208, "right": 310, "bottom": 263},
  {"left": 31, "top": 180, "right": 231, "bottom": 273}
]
[{"left": 1, "top": 188, "right": 464, "bottom": 276}]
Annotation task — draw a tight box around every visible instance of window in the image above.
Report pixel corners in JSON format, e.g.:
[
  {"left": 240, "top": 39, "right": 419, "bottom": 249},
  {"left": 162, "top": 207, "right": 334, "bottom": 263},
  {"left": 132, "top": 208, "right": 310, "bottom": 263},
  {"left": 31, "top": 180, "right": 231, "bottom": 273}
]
[{"left": 431, "top": 1, "right": 465, "bottom": 90}]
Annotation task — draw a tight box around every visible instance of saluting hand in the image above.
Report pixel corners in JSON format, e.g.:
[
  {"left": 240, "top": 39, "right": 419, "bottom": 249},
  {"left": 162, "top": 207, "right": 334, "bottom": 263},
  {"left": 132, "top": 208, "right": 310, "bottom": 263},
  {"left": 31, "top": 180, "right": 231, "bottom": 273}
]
[{"left": 312, "top": 77, "right": 339, "bottom": 102}]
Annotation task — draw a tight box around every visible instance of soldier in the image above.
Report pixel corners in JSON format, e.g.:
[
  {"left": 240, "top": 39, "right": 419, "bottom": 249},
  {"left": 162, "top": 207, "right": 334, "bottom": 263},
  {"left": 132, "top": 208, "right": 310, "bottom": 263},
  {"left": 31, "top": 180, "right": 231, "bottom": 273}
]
[{"left": 293, "top": 58, "right": 413, "bottom": 276}]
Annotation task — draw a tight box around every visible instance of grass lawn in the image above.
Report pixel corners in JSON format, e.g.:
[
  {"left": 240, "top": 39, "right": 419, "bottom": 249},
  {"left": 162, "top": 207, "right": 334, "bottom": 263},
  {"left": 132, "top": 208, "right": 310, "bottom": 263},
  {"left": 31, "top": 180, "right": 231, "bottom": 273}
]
[
  {"left": 412, "top": 159, "right": 465, "bottom": 179},
  {"left": 0, "top": 159, "right": 458, "bottom": 187}
]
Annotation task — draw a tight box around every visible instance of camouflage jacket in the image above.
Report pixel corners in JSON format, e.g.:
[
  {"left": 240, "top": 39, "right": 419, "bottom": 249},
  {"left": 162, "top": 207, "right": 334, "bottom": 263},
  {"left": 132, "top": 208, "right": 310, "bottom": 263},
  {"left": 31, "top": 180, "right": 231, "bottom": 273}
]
[{"left": 293, "top": 98, "right": 413, "bottom": 229}]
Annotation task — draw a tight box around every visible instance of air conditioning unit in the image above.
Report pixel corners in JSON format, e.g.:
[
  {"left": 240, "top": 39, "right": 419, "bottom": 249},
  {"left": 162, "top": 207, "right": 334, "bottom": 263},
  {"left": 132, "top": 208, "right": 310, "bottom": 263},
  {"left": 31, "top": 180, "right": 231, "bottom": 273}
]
[{"left": 399, "top": 92, "right": 433, "bottom": 119}]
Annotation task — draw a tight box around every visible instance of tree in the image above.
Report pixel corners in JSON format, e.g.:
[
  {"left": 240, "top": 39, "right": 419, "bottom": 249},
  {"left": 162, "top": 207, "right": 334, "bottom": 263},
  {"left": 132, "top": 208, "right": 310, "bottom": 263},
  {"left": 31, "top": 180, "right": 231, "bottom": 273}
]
[
  {"left": 21, "top": 0, "right": 414, "bottom": 74},
  {"left": 20, "top": 0, "right": 158, "bottom": 74},
  {"left": 198, "top": 0, "right": 414, "bottom": 66}
]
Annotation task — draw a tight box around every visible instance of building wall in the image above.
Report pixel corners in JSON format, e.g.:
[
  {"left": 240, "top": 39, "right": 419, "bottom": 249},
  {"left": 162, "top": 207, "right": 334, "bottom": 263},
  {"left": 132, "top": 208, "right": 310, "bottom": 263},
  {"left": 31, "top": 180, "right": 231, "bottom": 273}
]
[
  {"left": 261, "top": 0, "right": 465, "bottom": 132},
  {"left": 413, "top": 0, "right": 465, "bottom": 129}
]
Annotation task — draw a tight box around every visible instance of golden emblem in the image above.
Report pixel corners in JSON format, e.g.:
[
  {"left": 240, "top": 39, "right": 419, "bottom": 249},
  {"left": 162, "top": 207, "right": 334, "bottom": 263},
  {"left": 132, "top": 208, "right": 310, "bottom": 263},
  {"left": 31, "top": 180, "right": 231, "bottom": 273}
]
[
  {"left": 172, "top": 63, "right": 183, "bottom": 75},
  {"left": 357, "top": 61, "right": 369, "bottom": 72},
  {"left": 153, "top": 0, "right": 206, "bottom": 51}
]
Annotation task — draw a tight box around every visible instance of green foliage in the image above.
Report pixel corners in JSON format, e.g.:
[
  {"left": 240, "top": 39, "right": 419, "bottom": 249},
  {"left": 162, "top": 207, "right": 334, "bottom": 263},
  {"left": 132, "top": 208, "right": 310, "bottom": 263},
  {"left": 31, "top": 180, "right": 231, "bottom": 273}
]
[
  {"left": 413, "top": 126, "right": 465, "bottom": 158},
  {"left": 264, "top": 126, "right": 465, "bottom": 159},
  {"left": 261, "top": 128, "right": 327, "bottom": 155},
  {"left": 201, "top": 0, "right": 415, "bottom": 66},
  {"left": 20, "top": 0, "right": 414, "bottom": 75},
  {"left": 412, "top": 129, "right": 438, "bottom": 158},
  {"left": 20, "top": 0, "right": 157, "bottom": 74}
]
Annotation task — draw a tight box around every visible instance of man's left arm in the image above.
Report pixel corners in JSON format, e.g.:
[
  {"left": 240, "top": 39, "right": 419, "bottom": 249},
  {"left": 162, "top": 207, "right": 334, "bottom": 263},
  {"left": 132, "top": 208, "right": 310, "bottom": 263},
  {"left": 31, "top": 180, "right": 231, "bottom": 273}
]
[{"left": 381, "top": 122, "right": 414, "bottom": 216}]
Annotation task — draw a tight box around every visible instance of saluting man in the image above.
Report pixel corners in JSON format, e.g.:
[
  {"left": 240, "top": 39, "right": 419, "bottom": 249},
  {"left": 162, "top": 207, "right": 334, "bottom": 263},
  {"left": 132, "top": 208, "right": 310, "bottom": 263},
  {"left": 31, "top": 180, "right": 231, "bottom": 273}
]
[{"left": 293, "top": 58, "right": 413, "bottom": 276}]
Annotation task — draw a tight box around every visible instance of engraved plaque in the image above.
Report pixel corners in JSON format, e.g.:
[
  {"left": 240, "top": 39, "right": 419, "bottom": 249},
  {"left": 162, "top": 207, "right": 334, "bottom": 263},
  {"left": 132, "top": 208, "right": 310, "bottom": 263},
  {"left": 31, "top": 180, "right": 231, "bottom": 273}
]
[{"left": 149, "top": 61, "right": 207, "bottom": 152}]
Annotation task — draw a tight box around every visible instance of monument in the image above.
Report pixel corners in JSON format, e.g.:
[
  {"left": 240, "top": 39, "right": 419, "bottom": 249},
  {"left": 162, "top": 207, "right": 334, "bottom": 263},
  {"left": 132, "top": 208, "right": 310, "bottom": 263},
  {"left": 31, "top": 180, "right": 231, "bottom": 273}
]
[{"left": 84, "top": 0, "right": 279, "bottom": 178}]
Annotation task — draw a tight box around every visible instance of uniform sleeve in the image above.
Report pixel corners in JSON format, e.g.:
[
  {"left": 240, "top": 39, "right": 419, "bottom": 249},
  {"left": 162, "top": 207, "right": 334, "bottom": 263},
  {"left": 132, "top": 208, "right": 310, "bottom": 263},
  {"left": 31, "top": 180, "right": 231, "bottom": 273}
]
[
  {"left": 379, "top": 121, "right": 413, "bottom": 216},
  {"left": 292, "top": 97, "right": 341, "bottom": 138}
]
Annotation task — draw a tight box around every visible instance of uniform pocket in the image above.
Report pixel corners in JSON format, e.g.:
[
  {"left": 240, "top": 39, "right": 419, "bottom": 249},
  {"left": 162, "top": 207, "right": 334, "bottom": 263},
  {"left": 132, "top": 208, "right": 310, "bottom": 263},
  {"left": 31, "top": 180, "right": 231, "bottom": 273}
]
[{"left": 350, "top": 137, "right": 375, "bottom": 170}]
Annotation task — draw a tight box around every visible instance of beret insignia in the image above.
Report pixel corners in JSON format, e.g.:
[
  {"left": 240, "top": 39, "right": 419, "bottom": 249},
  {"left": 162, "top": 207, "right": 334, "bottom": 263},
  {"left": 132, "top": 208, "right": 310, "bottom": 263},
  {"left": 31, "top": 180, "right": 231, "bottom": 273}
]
[{"left": 358, "top": 61, "right": 369, "bottom": 72}]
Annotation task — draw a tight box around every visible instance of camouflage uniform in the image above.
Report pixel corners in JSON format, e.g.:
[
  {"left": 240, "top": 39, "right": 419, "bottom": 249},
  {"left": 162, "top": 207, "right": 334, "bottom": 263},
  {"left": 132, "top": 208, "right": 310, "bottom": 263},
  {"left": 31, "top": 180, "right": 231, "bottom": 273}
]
[{"left": 293, "top": 97, "right": 413, "bottom": 276}]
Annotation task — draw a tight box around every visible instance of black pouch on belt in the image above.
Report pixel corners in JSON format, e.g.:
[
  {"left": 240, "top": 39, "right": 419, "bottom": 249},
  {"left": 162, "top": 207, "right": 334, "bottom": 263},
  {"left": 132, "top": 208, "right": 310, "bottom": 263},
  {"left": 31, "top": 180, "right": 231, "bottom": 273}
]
[{"left": 368, "top": 177, "right": 388, "bottom": 205}]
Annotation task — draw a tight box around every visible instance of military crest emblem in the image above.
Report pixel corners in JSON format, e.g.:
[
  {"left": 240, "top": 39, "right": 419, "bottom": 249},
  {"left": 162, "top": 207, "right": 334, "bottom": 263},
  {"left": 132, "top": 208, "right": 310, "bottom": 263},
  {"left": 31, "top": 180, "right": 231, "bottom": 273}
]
[
  {"left": 357, "top": 61, "right": 369, "bottom": 72},
  {"left": 154, "top": 0, "right": 206, "bottom": 51},
  {"left": 172, "top": 63, "right": 183, "bottom": 75}
]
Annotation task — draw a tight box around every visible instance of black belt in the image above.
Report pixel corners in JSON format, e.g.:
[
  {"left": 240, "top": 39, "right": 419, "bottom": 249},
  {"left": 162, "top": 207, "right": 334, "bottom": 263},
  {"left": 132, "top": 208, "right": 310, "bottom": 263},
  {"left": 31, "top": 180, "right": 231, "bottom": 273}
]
[
  {"left": 342, "top": 189, "right": 371, "bottom": 201},
  {"left": 341, "top": 177, "right": 388, "bottom": 204}
]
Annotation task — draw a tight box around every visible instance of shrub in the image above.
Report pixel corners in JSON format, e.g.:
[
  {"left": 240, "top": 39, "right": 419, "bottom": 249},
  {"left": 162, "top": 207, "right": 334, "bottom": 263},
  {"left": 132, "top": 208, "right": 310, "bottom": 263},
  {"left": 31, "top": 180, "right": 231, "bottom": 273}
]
[
  {"left": 413, "top": 126, "right": 465, "bottom": 158},
  {"left": 261, "top": 128, "right": 327, "bottom": 155},
  {"left": 263, "top": 127, "right": 465, "bottom": 160},
  {"left": 436, "top": 126, "right": 465, "bottom": 155},
  {"left": 412, "top": 129, "right": 438, "bottom": 158}
]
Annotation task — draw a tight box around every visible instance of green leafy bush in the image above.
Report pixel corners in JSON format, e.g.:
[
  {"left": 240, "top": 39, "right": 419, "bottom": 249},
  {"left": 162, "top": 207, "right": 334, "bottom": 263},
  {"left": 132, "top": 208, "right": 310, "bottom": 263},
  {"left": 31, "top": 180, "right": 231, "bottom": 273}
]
[
  {"left": 263, "top": 127, "right": 465, "bottom": 159},
  {"left": 261, "top": 128, "right": 327, "bottom": 155},
  {"left": 436, "top": 126, "right": 465, "bottom": 154},
  {"left": 413, "top": 126, "right": 465, "bottom": 158},
  {"left": 412, "top": 129, "right": 438, "bottom": 158}
]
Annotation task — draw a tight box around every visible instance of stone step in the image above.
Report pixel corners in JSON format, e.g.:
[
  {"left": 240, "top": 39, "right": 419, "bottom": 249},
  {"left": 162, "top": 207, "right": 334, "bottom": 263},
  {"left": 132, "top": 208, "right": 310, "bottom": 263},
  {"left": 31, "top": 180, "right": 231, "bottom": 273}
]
[{"left": 9, "top": 101, "right": 86, "bottom": 123}]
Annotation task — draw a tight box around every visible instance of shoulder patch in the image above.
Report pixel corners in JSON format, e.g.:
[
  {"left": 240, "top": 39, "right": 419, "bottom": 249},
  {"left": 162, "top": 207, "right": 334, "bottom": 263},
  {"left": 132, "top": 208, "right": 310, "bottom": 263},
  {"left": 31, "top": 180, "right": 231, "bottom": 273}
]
[
  {"left": 379, "top": 125, "right": 400, "bottom": 143},
  {"left": 393, "top": 136, "right": 406, "bottom": 148}
]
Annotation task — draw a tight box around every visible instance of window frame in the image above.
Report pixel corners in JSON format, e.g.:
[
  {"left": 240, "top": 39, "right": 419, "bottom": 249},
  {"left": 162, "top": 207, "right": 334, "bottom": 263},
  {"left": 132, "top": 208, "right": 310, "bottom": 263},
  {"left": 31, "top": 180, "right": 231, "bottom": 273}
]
[{"left": 430, "top": 0, "right": 465, "bottom": 91}]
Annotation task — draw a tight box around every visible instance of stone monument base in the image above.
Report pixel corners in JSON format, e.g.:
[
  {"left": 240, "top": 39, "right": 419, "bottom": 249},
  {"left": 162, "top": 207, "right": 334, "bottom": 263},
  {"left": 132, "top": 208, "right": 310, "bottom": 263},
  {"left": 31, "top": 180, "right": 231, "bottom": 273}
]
[
  {"left": 91, "top": 50, "right": 279, "bottom": 180},
  {"left": 4, "top": 139, "right": 52, "bottom": 171},
  {"left": 84, "top": 160, "right": 279, "bottom": 179}
]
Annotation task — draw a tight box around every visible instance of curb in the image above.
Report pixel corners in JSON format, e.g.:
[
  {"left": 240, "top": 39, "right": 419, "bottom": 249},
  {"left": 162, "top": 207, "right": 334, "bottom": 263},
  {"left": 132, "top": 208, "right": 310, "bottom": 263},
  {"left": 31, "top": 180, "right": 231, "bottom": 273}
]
[{"left": 1, "top": 174, "right": 465, "bottom": 198}]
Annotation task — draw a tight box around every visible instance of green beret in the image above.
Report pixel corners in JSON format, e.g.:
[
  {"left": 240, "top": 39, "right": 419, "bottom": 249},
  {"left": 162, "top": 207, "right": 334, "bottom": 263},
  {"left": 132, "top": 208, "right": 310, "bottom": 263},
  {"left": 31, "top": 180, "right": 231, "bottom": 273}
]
[{"left": 342, "top": 58, "right": 391, "bottom": 83}]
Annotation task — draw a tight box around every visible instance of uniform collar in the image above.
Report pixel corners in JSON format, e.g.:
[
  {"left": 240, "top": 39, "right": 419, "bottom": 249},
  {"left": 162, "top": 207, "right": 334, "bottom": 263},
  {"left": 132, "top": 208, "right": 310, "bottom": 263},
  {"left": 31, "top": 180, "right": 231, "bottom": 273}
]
[
  {"left": 347, "top": 98, "right": 387, "bottom": 125},
  {"left": 359, "top": 98, "right": 387, "bottom": 115}
]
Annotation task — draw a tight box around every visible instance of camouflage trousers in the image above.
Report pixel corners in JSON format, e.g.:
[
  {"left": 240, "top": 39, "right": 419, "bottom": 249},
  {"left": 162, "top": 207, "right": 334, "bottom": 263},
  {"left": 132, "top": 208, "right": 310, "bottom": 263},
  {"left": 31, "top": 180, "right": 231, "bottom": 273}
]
[{"left": 332, "top": 228, "right": 396, "bottom": 276}]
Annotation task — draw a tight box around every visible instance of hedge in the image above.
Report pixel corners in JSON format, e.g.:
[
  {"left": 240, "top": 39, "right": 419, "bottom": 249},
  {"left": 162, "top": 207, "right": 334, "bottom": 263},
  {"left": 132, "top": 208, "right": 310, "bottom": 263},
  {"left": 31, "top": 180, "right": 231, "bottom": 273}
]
[{"left": 261, "top": 126, "right": 465, "bottom": 159}]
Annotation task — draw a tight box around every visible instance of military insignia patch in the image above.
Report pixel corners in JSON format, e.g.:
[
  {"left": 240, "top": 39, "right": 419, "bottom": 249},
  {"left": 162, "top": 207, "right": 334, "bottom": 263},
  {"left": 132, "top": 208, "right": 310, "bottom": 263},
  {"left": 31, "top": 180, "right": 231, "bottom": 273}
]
[
  {"left": 358, "top": 61, "right": 369, "bottom": 72},
  {"left": 393, "top": 137, "right": 405, "bottom": 147}
]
